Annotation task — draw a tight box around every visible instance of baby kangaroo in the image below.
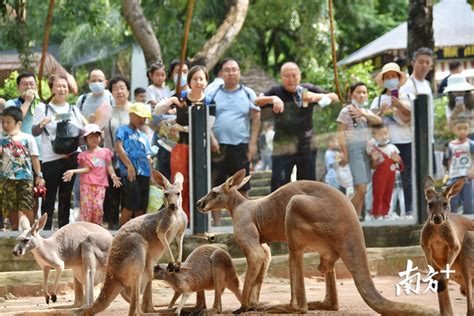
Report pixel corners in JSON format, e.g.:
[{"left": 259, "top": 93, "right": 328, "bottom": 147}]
[
  {"left": 81, "top": 171, "right": 187, "bottom": 316},
  {"left": 154, "top": 244, "right": 242, "bottom": 315},
  {"left": 12, "top": 213, "right": 112, "bottom": 307},
  {"left": 421, "top": 176, "right": 474, "bottom": 316}
]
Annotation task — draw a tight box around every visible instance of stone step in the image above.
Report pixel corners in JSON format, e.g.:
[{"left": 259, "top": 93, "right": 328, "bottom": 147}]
[
  {"left": 250, "top": 178, "right": 271, "bottom": 188},
  {"left": 249, "top": 170, "right": 272, "bottom": 180},
  {"left": 249, "top": 186, "right": 271, "bottom": 197}
]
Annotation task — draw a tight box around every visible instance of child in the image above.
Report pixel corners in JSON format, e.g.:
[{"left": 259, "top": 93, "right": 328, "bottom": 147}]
[
  {"left": 134, "top": 87, "right": 147, "bottom": 103},
  {"left": 0, "top": 106, "right": 44, "bottom": 230},
  {"left": 324, "top": 134, "right": 344, "bottom": 192},
  {"left": 366, "top": 124, "right": 403, "bottom": 219},
  {"left": 115, "top": 103, "right": 153, "bottom": 226},
  {"left": 446, "top": 117, "right": 474, "bottom": 214},
  {"left": 62, "top": 124, "right": 121, "bottom": 225},
  {"left": 145, "top": 62, "right": 172, "bottom": 109}
]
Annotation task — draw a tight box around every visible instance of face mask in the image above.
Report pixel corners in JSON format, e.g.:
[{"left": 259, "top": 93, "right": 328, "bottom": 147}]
[
  {"left": 384, "top": 78, "right": 400, "bottom": 90},
  {"left": 374, "top": 138, "right": 390, "bottom": 146},
  {"left": 351, "top": 99, "right": 368, "bottom": 108},
  {"left": 89, "top": 82, "right": 105, "bottom": 94},
  {"left": 173, "top": 75, "right": 187, "bottom": 87}
]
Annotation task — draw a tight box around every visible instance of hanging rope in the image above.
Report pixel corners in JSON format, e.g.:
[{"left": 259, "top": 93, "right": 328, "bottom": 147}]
[
  {"left": 328, "top": 0, "right": 342, "bottom": 102},
  {"left": 37, "top": 0, "right": 55, "bottom": 103},
  {"left": 176, "top": 0, "right": 195, "bottom": 99}
]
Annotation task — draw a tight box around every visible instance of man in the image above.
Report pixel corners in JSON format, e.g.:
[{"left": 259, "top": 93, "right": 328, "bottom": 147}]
[
  {"left": 400, "top": 47, "right": 435, "bottom": 216},
  {"left": 208, "top": 58, "right": 260, "bottom": 225},
  {"left": 437, "top": 61, "right": 462, "bottom": 94},
  {"left": 255, "top": 62, "right": 339, "bottom": 191},
  {"left": 76, "top": 69, "right": 114, "bottom": 128}
]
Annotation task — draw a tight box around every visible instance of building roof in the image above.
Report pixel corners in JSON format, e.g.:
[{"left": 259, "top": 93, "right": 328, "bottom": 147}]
[{"left": 338, "top": 0, "right": 474, "bottom": 66}]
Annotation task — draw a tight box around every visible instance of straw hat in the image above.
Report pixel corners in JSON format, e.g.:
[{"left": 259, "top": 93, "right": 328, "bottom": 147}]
[
  {"left": 375, "top": 62, "right": 407, "bottom": 87},
  {"left": 444, "top": 74, "right": 474, "bottom": 93}
]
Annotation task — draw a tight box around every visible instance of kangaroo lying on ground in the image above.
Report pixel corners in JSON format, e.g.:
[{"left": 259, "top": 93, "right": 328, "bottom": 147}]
[
  {"left": 197, "top": 169, "right": 438, "bottom": 315},
  {"left": 421, "top": 176, "right": 474, "bottom": 316},
  {"left": 12, "top": 213, "right": 112, "bottom": 307},
  {"left": 81, "top": 171, "right": 187, "bottom": 316},
  {"left": 154, "top": 244, "right": 242, "bottom": 314}
]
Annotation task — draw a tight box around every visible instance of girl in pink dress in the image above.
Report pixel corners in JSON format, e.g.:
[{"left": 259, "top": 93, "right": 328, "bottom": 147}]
[{"left": 63, "top": 124, "right": 121, "bottom": 224}]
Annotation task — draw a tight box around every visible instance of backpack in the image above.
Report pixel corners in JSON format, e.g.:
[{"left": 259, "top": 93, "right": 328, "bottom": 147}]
[
  {"left": 208, "top": 84, "right": 253, "bottom": 105},
  {"left": 44, "top": 104, "right": 82, "bottom": 155}
]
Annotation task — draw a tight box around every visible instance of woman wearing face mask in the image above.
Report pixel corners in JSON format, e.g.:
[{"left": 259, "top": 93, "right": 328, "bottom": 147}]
[
  {"left": 337, "top": 82, "right": 382, "bottom": 220},
  {"left": 370, "top": 62, "right": 413, "bottom": 218}
]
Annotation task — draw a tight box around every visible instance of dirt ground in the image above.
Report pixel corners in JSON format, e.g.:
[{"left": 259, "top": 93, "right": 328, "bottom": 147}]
[{"left": 0, "top": 275, "right": 469, "bottom": 315}]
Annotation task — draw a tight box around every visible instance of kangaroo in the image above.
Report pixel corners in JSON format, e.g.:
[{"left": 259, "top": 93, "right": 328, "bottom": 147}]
[
  {"left": 421, "top": 176, "right": 474, "bottom": 316},
  {"left": 81, "top": 170, "right": 187, "bottom": 316},
  {"left": 154, "top": 244, "right": 242, "bottom": 315},
  {"left": 197, "top": 169, "right": 438, "bottom": 315},
  {"left": 12, "top": 213, "right": 112, "bottom": 307}
]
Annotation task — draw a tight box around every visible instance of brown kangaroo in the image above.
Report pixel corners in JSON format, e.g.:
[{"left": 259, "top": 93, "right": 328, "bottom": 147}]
[
  {"left": 81, "top": 171, "right": 187, "bottom": 316},
  {"left": 197, "top": 169, "right": 438, "bottom": 315},
  {"left": 421, "top": 176, "right": 474, "bottom": 316},
  {"left": 12, "top": 213, "right": 112, "bottom": 307},
  {"left": 154, "top": 244, "right": 242, "bottom": 314}
]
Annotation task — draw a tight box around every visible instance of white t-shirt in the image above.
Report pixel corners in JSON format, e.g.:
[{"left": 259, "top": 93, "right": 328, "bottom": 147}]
[
  {"left": 370, "top": 94, "right": 412, "bottom": 144},
  {"left": 146, "top": 85, "right": 172, "bottom": 104},
  {"left": 400, "top": 77, "right": 434, "bottom": 141},
  {"left": 32, "top": 102, "right": 85, "bottom": 163}
]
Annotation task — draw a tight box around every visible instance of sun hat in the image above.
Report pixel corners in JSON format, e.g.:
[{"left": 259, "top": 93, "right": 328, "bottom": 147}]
[
  {"left": 443, "top": 74, "right": 474, "bottom": 93},
  {"left": 129, "top": 102, "right": 152, "bottom": 118},
  {"left": 83, "top": 123, "right": 102, "bottom": 137},
  {"left": 375, "top": 62, "right": 407, "bottom": 88}
]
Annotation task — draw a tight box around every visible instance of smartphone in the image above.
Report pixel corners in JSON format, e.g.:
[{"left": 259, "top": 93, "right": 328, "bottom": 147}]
[
  {"left": 391, "top": 89, "right": 399, "bottom": 98},
  {"left": 455, "top": 96, "right": 465, "bottom": 107}
]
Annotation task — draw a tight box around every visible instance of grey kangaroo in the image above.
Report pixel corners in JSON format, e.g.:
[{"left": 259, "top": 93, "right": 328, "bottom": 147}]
[
  {"left": 154, "top": 244, "right": 242, "bottom": 315},
  {"left": 81, "top": 170, "right": 187, "bottom": 316},
  {"left": 12, "top": 213, "right": 112, "bottom": 307},
  {"left": 421, "top": 176, "right": 474, "bottom": 315}
]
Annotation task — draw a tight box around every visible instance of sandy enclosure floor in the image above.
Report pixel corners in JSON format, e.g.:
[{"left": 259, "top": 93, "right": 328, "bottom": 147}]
[{"left": 0, "top": 276, "right": 469, "bottom": 315}]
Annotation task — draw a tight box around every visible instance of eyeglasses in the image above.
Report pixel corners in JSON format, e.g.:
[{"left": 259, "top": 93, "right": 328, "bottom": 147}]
[{"left": 222, "top": 67, "right": 240, "bottom": 73}]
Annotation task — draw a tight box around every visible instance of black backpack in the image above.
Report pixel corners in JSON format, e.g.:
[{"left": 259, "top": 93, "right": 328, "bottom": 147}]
[{"left": 44, "top": 104, "right": 82, "bottom": 155}]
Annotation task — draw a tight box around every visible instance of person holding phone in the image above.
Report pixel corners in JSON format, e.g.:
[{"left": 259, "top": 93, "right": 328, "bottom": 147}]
[
  {"left": 444, "top": 74, "right": 474, "bottom": 139},
  {"left": 370, "top": 62, "right": 413, "bottom": 218}
]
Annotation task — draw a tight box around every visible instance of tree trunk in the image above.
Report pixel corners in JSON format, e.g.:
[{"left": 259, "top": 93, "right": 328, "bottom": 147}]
[
  {"left": 407, "top": 0, "right": 434, "bottom": 65},
  {"left": 191, "top": 0, "right": 249, "bottom": 70},
  {"left": 121, "top": 0, "right": 162, "bottom": 66}
]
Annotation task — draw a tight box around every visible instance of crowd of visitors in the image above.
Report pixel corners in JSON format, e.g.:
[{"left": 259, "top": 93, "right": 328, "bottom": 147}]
[{"left": 0, "top": 48, "right": 473, "bottom": 231}]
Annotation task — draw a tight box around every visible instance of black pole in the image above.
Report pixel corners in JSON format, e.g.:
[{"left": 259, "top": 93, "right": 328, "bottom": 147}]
[
  {"left": 413, "top": 94, "right": 431, "bottom": 224},
  {"left": 189, "top": 104, "right": 210, "bottom": 234}
]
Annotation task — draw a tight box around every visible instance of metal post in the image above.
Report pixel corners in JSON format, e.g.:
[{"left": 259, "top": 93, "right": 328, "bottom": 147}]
[
  {"left": 413, "top": 94, "right": 432, "bottom": 224},
  {"left": 189, "top": 104, "right": 210, "bottom": 234}
]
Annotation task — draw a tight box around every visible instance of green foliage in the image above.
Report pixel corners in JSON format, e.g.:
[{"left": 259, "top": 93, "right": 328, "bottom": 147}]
[
  {"left": 434, "top": 96, "right": 453, "bottom": 145},
  {"left": 0, "top": 71, "right": 51, "bottom": 101}
]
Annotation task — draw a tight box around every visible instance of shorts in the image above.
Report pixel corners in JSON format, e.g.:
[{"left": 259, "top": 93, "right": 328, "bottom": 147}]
[
  {"left": 347, "top": 140, "right": 371, "bottom": 186},
  {"left": 0, "top": 179, "right": 34, "bottom": 217},
  {"left": 212, "top": 143, "right": 251, "bottom": 191},
  {"left": 122, "top": 175, "right": 150, "bottom": 212}
]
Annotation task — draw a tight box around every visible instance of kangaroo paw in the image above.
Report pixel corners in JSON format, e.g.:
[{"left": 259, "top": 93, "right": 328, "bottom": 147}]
[
  {"left": 308, "top": 300, "right": 339, "bottom": 311},
  {"left": 45, "top": 294, "right": 50, "bottom": 304},
  {"left": 233, "top": 306, "right": 255, "bottom": 314},
  {"left": 264, "top": 303, "right": 305, "bottom": 313},
  {"left": 174, "top": 262, "right": 181, "bottom": 272},
  {"left": 167, "top": 262, "right": 175, "bottom": 272},
  {"left": 51, "top": 293, "right": 57, "bottom": 303}
]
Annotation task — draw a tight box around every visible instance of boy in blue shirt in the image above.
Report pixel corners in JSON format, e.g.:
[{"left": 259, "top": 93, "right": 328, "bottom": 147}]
[{"left": 115, "top": 103, "right": 152, "bottom": 226}]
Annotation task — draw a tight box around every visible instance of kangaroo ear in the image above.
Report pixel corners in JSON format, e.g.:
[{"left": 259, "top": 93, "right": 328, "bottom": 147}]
[
  {"left": 423, "top": 176, "right": 437, "bottom": 200},
  {"left": 443, "top": 178, "right": 465, "bottom": 200},
  {"left": 235, "top": 175, "right": 251, "bottom": 191},
  {"left": 174, "top": 172, "right": 184, "bottom": 190},
  {"left": 18, "top": 213, "right": 31, "bottom": 232},
  {"left": 32, "top": 213, "right": 48, "bottom": 234},
  {"left": 153, "top": 170, "right": 170, "bottom": 189}
]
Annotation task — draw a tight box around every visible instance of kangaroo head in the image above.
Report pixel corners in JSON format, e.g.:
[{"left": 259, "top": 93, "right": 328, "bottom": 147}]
[
  {"left": 423, "top": 176, "right": 464, "bottom": 225},
  {"left": 12, "top": 213, "right": 47, "bottom": 256},
  {"left": 197, "top": 169, "right": 251, "bottom": 213},
  {"left": 153, "top": 170, "right": 183, "bottom": 211}
]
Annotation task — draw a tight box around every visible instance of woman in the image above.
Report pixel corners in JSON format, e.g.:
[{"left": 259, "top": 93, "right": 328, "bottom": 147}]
[
  {"left": 371, "top": 62, "right": 413, "bottom": 218},
  {"left": 32, "top": 73, "right": 85, "bottom": 230},
  {"left": 102, "top": 75, "right": 131, "bottom": 229},
  {"left": 444, "top": 74, "right": 474, "bottom": 139},
  {"left": 337, "top": 82, "right": 382, "bottom": 220}
]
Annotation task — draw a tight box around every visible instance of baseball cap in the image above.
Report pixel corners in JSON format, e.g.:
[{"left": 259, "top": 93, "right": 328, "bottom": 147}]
[{"left": 129, "top": 102, "right": 152, "bottom": 118}]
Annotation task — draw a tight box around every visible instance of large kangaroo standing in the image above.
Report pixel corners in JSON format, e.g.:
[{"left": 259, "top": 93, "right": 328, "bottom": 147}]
[{"left": 197, "top": 169, "right": 438, "bottom": 315}]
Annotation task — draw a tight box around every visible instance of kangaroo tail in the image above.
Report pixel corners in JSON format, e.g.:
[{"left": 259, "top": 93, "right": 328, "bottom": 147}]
[
  {"left": 81, "top": 271, "right": 123, "bottom": 316},
  {"left": 339, "top": 240, "right": 438, "bottom": 316}
]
